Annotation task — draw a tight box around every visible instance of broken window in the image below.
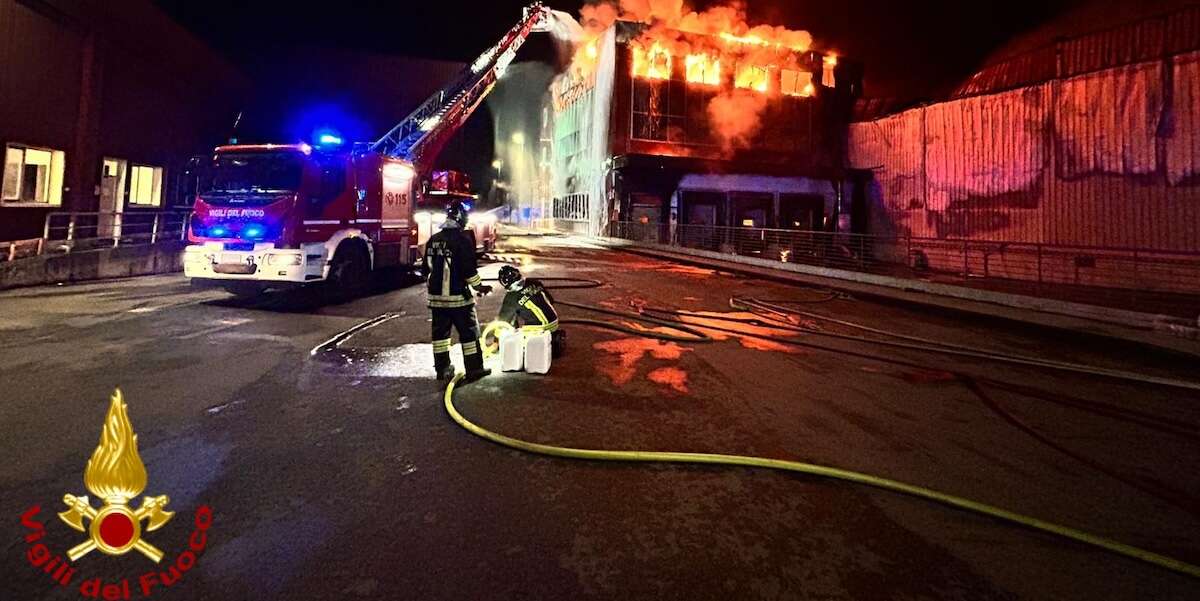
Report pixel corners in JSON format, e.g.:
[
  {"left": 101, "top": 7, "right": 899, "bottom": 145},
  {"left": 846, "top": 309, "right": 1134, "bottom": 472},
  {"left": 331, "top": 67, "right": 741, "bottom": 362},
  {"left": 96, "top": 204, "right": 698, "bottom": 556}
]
[
  {"left": 734, "top": 63, "right": 770, "bottom": 92},
  {"left": 781, "top": 69, "right": 815, "bottom": 97}
]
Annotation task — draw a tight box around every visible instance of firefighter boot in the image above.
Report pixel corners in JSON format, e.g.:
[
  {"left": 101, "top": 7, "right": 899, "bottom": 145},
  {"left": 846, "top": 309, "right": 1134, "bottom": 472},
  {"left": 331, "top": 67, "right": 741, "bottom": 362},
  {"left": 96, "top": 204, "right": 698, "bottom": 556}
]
[
  {"left": 433, "top": 338, "right": 454, "bottom": 381},
  {"left": 462, "top": 339, "right": 490, "bottom": 383}
]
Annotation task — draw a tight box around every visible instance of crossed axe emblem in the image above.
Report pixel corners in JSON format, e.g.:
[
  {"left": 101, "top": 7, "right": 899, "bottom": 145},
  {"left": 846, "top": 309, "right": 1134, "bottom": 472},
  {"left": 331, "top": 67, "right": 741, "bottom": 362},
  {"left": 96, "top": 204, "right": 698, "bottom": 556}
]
[{"left": 59, "top": 493, "right": 173, "bottom": 562}]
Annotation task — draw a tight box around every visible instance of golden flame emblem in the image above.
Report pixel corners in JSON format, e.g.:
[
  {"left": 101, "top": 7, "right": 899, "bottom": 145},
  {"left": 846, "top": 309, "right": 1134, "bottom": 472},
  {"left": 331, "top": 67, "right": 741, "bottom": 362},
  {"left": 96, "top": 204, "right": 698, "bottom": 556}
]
[{"left": 58, "top": 390, "right": 173, "bottom": 562}]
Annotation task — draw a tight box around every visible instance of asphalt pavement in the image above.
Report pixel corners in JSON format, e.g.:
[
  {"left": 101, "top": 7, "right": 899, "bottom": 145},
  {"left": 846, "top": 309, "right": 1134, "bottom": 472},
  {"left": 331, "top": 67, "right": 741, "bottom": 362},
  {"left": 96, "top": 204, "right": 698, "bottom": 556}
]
[{"left": 2, "top": 233, "right": 1198, "bottom": 600}]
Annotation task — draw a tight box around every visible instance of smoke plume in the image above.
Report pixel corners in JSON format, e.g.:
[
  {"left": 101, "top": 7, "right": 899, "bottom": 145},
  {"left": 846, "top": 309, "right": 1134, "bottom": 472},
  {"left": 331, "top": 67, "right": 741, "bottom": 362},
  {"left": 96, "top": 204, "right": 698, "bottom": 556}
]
[{"left": 580, "top": 1, "right": 814, "bottom": 150}]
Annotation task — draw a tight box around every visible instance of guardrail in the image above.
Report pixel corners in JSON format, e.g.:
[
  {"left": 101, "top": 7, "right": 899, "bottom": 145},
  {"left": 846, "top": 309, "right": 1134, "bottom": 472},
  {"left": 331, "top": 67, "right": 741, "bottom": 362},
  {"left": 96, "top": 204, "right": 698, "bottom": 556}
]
[
  {"left": 2, "top": 211, "right": 192, "bottom": 263},
  {"left": 609, "top": 221, "right": 1200, "bottom": 318}
]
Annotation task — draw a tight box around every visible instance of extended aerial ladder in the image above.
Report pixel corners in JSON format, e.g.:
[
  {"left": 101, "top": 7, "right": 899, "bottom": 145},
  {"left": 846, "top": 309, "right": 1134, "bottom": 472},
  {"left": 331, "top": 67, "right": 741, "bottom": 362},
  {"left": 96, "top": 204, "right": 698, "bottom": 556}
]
[{"left": 367, "top": 3, "right": 553, "bottom": 170}]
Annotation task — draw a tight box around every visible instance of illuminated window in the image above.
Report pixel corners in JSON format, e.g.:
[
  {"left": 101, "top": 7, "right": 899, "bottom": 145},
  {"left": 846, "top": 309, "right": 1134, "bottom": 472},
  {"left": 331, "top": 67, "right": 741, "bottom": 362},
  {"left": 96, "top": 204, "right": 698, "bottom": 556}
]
[
  {"left": 822, "top": 54, "right": 838, "bottom": 87},
  {"left": 685, "top": 54, "right": 721, "bottom": 85},
  {"left": 2, "top": 144, "right": 65, "bottom": 206},
  {"left": 127, "top": 164, "right": 163, "bottom": 206},
  {"left": 734, "top": 64, "right": 770, "bottom": 92},
  {"left": 632, "top": 43, "right": 672, "bottom": 80},
  {"left": 781, "top": 69, "right": 814, "bottom": 97}
]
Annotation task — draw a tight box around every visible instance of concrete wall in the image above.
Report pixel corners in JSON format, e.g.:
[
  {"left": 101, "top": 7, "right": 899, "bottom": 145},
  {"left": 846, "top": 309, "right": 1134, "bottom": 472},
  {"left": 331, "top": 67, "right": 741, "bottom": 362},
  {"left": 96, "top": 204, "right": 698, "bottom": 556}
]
[
  {"left": 0, "top": 0, "right": 249, "bottom": 241},
  {"left": 0, "top": 242, "right": 184, "bottom": 290}
]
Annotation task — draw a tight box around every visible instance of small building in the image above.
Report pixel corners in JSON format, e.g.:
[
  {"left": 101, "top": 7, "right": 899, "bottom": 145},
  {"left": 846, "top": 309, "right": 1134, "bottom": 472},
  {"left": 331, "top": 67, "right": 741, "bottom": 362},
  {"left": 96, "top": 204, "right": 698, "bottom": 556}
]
[
  {"left": 0, "top": 0, "right": 249, "bottom": 242},
  {"left": 544, "top": 21, "right": 862, "bottom": 239}
]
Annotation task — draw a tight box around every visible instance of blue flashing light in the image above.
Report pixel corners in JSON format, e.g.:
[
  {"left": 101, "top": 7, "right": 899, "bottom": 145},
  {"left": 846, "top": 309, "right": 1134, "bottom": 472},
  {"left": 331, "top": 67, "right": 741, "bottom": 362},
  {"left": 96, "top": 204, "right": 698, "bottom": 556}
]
[
  {"left": 242, "top": 224, "right": 266, "bottom": 240},
  {"left": 209, "top": 225, "right": 229, "bottom": 238},
  {"left": 317, "top": 133, "right": 343, "bottom": 146}
]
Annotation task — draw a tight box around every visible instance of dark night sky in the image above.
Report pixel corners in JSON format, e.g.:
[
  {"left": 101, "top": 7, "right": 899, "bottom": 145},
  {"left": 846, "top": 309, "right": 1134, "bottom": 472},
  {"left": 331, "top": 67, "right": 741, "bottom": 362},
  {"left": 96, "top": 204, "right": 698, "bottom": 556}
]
[
  {"left": 152, "top": 0, "right": 1090, "bottom": 186},
  {"left": 155, "top": 0, "right": 1081, "bottom": 102}
]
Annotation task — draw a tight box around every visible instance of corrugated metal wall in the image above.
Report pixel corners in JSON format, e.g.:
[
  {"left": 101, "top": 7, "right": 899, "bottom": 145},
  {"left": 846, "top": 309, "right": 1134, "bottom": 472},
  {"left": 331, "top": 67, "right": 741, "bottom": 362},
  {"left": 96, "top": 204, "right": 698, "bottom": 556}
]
[{"left": 849, "top": 51, "right": 1200, "bottom": 251}]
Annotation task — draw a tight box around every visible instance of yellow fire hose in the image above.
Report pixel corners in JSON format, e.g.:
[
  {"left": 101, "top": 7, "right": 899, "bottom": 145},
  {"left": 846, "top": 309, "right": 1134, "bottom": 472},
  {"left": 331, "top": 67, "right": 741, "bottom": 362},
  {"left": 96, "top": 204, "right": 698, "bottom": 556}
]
[
  {"left": 443, "top": 373, "right": 1199, "bottom": 579},
  {"left": 448, "top": 278, "right": 1199, "bottom": 578}
]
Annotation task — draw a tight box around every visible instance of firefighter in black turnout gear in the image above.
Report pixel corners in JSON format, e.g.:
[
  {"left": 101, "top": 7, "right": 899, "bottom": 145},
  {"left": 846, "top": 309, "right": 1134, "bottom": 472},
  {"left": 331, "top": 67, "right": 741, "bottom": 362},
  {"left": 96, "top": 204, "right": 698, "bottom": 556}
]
[
  {"left": 426, "top": 202, "right": 492, "bottom": 382},
  {"left": 496, "top": 265, "right": 565, "bottom": 356}
]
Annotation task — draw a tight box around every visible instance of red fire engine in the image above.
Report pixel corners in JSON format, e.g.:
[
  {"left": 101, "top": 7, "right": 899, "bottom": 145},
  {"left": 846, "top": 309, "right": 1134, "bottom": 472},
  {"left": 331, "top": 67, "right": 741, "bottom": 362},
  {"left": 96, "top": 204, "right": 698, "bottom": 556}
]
[{"left": 183, "top": 4, "right": 550, "bottom": 297}]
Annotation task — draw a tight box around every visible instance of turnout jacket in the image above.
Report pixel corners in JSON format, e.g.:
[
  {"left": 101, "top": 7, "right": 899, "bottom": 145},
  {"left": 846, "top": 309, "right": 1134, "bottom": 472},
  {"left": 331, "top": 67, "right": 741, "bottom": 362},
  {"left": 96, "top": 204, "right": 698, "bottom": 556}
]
[
  {"left": 424, "top": 225, "right": 482, "bottom": 308},
  {"left": 498, "top": 279, "right": 559, "bottom": 331}
]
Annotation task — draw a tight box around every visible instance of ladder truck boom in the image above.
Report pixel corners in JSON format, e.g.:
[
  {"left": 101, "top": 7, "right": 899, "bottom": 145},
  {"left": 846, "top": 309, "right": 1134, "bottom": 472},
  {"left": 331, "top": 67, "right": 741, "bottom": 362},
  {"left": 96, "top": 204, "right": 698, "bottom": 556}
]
[
  {"left": 368, "top": 3, "right": 553, "bottom": 169},
  {"left": 185, "top": 5, "right": 552, "bottom": 298}
]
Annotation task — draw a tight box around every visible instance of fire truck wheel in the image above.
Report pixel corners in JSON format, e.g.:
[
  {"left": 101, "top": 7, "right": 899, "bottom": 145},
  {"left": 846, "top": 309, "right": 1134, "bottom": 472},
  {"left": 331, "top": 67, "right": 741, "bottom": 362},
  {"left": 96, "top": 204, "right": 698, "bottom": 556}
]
[{"left": 327, "top": 244, "right": 371, "bottom": 300}]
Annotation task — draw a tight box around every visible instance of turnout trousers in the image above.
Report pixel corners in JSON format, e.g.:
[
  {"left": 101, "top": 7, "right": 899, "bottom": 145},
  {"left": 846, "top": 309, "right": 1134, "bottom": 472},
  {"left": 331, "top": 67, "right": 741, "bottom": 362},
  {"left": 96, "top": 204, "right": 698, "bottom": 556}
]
[{"left": 431, "top": 305, "right": 484, "bottom": 374}]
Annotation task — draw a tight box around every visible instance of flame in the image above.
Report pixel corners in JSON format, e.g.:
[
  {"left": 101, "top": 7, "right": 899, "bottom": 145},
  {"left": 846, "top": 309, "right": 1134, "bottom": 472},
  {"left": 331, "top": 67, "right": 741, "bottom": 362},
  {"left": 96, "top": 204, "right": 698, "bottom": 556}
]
[
  {"left": 719, "top": 32, "right": 769, "bottom": 47},
  {"left": 685, "top": 53, "right": 720, "bottom": 85},
  {"left": 781, "top": 69, "right": 814, "bottom": 97},
  {"left": 578, "top": 1, "right": 822, "bottom": 148},
  {"left": 632, "top": 42, "right": 672, "bottom": 80},
  {"left": 734, "top": 63, "right": 769, "bottom": 92},
  {"left": 84, "top": 390, "right": 148, "bottom": 504}
]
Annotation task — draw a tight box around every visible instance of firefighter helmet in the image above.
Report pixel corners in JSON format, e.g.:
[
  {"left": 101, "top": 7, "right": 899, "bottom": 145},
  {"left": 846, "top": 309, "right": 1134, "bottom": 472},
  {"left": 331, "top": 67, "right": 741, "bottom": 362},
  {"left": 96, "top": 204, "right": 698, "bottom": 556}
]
[
  {"left": 498, "top": 265, "right": 523, "bottom": 291},
  {"left": 445, "top": 201, "right": 469, "bottom": 227}
]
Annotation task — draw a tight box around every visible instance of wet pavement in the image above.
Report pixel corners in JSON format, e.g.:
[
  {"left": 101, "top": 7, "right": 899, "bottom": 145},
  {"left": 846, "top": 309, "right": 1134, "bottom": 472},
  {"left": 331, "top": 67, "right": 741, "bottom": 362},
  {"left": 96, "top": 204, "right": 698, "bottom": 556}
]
[{"left": 1, "top": 234, "right": 1198, "bottom": 600}]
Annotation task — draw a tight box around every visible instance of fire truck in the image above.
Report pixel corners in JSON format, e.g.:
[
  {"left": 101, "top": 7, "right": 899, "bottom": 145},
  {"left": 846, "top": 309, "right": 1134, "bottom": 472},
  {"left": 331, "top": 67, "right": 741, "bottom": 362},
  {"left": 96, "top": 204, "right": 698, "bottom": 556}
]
[{"left": 183, "top": 4, "right": 551, "bottom": 297}]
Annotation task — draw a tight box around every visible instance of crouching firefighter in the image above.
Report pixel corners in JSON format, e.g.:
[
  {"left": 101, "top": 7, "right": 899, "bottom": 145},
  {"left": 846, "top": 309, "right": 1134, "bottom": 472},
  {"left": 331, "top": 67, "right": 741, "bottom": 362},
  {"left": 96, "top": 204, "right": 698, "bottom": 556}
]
[
  {"left": 426, "top": 202, "right": 492, "bottom": 382},
  {"left": 496, "top": 265, "right": 565, "bottom": 357}
]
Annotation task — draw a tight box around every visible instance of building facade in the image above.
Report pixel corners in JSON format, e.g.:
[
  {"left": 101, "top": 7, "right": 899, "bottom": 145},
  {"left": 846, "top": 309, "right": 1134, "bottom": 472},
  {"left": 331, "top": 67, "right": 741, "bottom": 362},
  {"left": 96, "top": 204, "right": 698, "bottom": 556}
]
[
  {"left": 0, "top": 0, "right": 248, "bottom": 242},
  {"left": 547, "top": 22, "right": 862, "bottom": 239}
]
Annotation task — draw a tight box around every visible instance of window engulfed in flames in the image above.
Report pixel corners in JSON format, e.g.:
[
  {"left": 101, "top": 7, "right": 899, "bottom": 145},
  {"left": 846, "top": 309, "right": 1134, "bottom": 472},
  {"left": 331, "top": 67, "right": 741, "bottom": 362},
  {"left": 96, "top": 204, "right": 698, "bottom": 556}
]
[
  {"left": 685, "top": 54, "right": 721, "bottom": 85},
  {"left": 632, "top": 43, "right": 672, "bottom": 80},
  {"left": 734, "top": 63, "right": 770, "bottom": 92}
]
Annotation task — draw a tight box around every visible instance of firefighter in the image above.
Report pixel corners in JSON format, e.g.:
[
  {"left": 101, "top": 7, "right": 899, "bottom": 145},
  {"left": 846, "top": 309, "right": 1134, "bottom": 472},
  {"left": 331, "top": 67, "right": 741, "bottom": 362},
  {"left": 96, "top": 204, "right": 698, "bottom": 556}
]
[
  {"left": 426, "top": 201, "right": 492, "bottom": 382},
  {"left": 495, "top": 265, "right": 565, "bottom": 356}
]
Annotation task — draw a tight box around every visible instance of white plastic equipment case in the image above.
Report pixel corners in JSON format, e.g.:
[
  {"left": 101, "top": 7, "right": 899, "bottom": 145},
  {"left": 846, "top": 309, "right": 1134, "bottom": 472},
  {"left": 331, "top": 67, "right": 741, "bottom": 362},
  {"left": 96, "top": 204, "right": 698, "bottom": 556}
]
[
  {"left": 524, "top": 331, "right": 553, "bottom": 374},
  {"left": 499, "top": 330, "right": 525, "bottom": 372}
]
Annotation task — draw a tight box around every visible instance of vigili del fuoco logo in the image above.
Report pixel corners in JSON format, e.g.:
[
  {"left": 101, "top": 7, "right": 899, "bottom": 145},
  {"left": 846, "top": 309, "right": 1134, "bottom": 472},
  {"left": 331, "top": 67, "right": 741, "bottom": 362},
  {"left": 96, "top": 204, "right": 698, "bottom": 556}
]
[{"left": 19, "top": 390, "right": 214, "bottom": 598}]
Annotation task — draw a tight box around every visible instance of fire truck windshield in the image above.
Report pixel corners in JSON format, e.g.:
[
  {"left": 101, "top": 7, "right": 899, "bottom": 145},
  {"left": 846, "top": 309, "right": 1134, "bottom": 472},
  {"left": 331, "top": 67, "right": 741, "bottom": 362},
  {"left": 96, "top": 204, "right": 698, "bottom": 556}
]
[{"left": 200, "top": 152, "right": 304, "bottom": 200}]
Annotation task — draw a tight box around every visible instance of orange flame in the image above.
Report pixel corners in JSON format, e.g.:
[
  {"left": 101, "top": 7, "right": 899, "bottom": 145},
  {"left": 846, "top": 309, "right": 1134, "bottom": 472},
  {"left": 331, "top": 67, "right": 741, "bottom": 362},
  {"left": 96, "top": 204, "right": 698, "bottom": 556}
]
[
  {"left": 685, "top": 53, "right": 720, "bottom": 85},
  {"left": 579, "top": 1, "right": 822, "bottom": 149},
  {"left": 84, "top": 390, "right": 148, "bottom": 504},
  {"left": 781, "top": 69, "right": 814, "bottom": 97},
  {"left": 734, "top": 63, "right": 769, "bottom": 93},
  {"left": 632, "top": 42, "right": 672, "bottom": 80}
]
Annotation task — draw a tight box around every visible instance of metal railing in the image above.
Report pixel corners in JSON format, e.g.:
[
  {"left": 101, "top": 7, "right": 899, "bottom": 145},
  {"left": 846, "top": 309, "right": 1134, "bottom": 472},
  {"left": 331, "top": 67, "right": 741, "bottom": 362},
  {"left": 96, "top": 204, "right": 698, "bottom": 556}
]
[
  {"left": 2, "top": 211, "right": 192, "bottom": 263},
  {"left": 610, "top": 221, "right": 1200, "bottom": 318}
]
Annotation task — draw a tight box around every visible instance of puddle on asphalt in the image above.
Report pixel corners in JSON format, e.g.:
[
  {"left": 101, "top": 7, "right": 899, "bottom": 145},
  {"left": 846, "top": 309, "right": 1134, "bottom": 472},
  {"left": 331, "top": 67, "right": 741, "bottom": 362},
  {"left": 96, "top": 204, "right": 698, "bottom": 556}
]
[
  {"left": 647, "top": 366, "right": 689, "bottom": 393},
  {"left": 592, "top": 337, "right": 691, "bottom": 390},
  {"left": 312, "top": 343, "right": 467, "bottom": 379}
]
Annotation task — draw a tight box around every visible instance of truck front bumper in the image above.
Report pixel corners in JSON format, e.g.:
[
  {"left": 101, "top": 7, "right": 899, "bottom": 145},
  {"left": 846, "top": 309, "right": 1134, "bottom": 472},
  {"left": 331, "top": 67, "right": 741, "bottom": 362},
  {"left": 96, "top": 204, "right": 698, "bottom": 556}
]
[{"left": 183, "top": 243, "right": 328, "bottom": 283}]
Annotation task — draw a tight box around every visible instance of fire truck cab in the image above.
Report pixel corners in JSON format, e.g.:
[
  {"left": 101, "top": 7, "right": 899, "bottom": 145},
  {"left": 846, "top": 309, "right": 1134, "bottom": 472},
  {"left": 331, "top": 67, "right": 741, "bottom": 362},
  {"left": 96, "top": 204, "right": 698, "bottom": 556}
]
[
  {"left": 182, "top": 3, "right": 549, "bottom": 298},
  {"left": 183, "top": 145, "right": 496, "bottom": 296},
  {"left": 416, "top": 170, "right": 497, "bottom": 255}
]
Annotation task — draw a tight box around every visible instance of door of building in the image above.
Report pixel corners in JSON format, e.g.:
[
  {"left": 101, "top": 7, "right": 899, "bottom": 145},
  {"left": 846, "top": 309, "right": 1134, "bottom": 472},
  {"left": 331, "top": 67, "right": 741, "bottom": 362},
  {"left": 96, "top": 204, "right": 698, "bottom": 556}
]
[
  {"left": 628, "top": 192, "right": 664, "bottom": 242},
  {"left": 98, "top": 158, "right": 127, "bottom": 239},
  {"left": 730, "top": 192, "right": 773, "bottom": 255},
  {"left": 779, "top": 194, "right": 825, "bottom": 231},
  {"left": 679, "top": 190, "right": 724, "bottom": 250}
]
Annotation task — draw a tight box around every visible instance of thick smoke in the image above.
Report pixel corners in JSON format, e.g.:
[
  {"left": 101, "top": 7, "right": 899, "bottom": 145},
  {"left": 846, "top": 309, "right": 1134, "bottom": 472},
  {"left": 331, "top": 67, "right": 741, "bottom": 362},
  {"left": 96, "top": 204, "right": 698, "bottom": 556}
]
[
  {"left": 580, "top": 1, "right": 814, "bottom": 150},
  {"left": 707, "top": 89, "right": 769, "bottom": 148}
]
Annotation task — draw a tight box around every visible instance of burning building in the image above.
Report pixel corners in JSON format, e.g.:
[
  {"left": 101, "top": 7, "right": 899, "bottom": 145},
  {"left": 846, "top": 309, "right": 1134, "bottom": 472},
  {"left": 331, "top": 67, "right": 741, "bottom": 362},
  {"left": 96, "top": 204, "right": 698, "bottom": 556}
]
[{"left": 542, "top": 4, "right": 861, "bottom": 238}]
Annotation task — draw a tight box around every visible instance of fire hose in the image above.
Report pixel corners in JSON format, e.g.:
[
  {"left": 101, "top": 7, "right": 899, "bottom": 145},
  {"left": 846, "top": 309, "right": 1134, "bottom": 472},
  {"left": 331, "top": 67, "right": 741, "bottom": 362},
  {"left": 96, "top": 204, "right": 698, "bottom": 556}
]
[{"left": 443, "top": 277, "right": 1200, "bottom": 579}]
